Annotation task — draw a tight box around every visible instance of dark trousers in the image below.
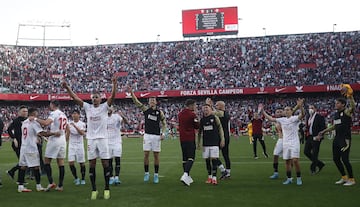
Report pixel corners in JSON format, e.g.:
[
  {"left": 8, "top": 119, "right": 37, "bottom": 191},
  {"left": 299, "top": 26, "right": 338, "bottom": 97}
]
[
  {"left": 181, "top": 141, "right": 196, "bottom": 174},
  {"left": 333, "top": 140, "right": 353, "bottom": 178},
  {"left": 252, "top": 134, "right": 267, "bottom": 157},
  {"left": 221, "top": 138, "right": 231, "bottom": 169},
  {"left": 304, "top": 136, "right": 324, "bottom": 172}
]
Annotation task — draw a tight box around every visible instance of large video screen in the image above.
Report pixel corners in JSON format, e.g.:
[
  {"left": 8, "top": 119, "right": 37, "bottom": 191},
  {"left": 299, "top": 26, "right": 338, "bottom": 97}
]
[{"left": 182, "top": 7, "right": 238, "bottom": 37}]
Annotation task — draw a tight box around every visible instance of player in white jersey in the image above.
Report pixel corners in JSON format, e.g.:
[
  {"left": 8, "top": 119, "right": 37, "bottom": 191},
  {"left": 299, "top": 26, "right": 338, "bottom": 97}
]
[
  {"left": 269, "top": 104, "right": 301, "bottom": 179},
  {"left": 32, "top": 100, "right": 67, "bottom": 192},
  {"left": 18, "top": 108, "right": 58, "bottom": 192},
  {"left": 261, "top": 99, "right": 305, "bottom": 185},
  {"left": 62, "top": 76, "right": 117, "bottom": 200},
  {"left": 268, "top": 108, "right": 285, "bottom": 179},
  {"left": 107, "top": 106, "right": 128, "bottom": 185},
  {"left": 66, "top": 109, "right": 86, "bottom": 185}
]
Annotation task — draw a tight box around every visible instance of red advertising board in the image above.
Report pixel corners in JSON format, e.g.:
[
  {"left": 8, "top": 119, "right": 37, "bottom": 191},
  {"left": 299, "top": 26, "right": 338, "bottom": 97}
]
[
  {"left": 0, "top": 84, "right": 359, "bottom": 101},
  {"left": 182, "top": 7, "right": 238, "bottom": 37}
]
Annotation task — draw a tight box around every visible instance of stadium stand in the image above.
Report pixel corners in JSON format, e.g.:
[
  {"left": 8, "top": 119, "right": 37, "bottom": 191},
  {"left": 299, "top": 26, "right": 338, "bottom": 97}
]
[
  {"left": 0, "top": 31, "right": 359, "bottom": 94},
  {"left": 0, "top": 31, "right": 359, "bottom": 136}
]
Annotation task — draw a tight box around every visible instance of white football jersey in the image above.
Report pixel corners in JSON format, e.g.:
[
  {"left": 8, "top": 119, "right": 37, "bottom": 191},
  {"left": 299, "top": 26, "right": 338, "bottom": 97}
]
[
  {"left": 68, "top": 120, "right": 86, "bottom": 145},
  {"left": 107, "top": 113, "right": 123, "bottom": 144},
  {"left": 83, "top": 102, "right": 109, "bottom": 139},
  {"left": 48, "top": 109, "right": 67, "bottom": 142},
  {"left": 276, "top": 115, "right": 300, "bottom": 146},
  {"left": 21, "top": 119, "right": 44, "bottom": 153}
]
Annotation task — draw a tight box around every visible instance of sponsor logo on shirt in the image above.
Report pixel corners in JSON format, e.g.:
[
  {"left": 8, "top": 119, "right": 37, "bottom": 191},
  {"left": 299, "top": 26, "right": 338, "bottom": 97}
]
[{"left": 148, "top": 114, "right": 158, "bottom": 121}]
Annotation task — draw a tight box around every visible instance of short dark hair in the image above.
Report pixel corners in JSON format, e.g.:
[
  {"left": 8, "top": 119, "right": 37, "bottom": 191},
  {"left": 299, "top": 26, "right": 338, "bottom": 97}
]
[
  {"left": 50, "top": 100, "right": 60, "bottom": 107},
  {"left": 19, "top": 105, "right": 27, "bottom": 110},
  {"left": 336, "top": 97, "right": 347, "bottom": 105},
  {"left": 72, "top": 109, "right": 80, "bottom": 114},
  {"left": 185, "top": 99, "right": 196, "bottom": 106},
  {"left": 28, "top": 108, "right": 38, "bottom": 116},
  {"left": 309, "top": 104, "right": 318, "bottom": 110},
  {"left": 275, "top": 106, "right": 283, "bottom": 111}
]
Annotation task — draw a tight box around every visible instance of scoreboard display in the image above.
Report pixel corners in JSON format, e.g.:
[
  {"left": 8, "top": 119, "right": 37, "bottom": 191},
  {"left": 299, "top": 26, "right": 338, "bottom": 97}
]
[{"left": 182, "top": 7, "right": 238, "bottom": 37}]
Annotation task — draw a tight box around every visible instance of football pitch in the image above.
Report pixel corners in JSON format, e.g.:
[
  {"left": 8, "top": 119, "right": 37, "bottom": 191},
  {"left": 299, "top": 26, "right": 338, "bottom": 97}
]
[{"left": 0, "top": 135, "right": 359, "bottom": 207}]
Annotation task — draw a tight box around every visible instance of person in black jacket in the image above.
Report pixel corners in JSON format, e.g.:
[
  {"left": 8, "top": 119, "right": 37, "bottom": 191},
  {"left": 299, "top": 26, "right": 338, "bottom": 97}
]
[
  {"left": 6, "top": 106, "right": 28, "bottom": 179},
  {"left": 304, "top": 104, "right": 326, "bottom": 175}
]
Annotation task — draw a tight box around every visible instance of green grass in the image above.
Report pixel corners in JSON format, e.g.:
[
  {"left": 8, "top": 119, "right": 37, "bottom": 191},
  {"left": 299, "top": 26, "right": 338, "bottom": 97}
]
[{"left": 0, "top": 135, "right": 359, "bottom": 207}]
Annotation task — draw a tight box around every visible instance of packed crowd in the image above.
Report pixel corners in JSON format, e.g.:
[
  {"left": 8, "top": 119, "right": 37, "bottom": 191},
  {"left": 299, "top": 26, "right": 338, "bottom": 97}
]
[
  {"left": 1, "top": 94, "right": 359, "bottom": 135},
  {"left": 0, "top": 31, "right": 359, "bottom": 94}
]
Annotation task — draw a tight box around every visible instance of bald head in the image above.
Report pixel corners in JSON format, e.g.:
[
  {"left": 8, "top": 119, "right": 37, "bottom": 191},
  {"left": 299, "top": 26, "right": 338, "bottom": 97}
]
[{"left": 215, "top": 101, "right": 225, "bottom": 111}]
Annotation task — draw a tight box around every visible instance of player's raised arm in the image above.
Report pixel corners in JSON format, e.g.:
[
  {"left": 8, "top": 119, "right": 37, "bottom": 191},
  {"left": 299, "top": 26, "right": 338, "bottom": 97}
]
[
  {"left": 62, "top": 80, "right": 84, "bottom": 107},
  {"left": 118, "top": 111, "right": 129, "bottom": 125},
  {"left": 215, "top": 115, "right": 225, "bottom": 148},
  {"left": 107, "top": 76, "right": 117, "bottom": 107},
  {"left": 206, "top": 98, "right": 224, "bottom": 117},
  {"left": 345, "top": 95, "right": 356, "bottom": 117},
  {"left": 297, "top": 98, "right": 305, "bottom": 120},
  {"left": 260, "top": 105, "right": 276, "bottom": 122},
  {"left": 126, "top": 86, "right": 148, "bottom": 112}
]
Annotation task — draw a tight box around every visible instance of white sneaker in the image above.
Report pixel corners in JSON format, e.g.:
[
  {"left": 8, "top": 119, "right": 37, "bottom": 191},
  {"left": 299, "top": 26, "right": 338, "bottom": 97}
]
[
  {"left": 18, "top": 185, "right": 32, "bottom": 193},
  {"left": 188, "top": 175, "right": 194, "bottom": 184},
  {"left": 36, "top": 185, "right": 45, "bottom": 192},
  {"left": 180, "top": 174, "right": 190, "bottom": 186},
  {"left": 343, "top": 179, "right": 356, "bottom": 186},
  {"left": 335, "top": 178, "right": 348, "bottom": 185}
]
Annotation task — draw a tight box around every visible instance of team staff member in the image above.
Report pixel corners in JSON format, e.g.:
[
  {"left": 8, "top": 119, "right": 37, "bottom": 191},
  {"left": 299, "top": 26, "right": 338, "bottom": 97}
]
[
  {"left": 197, "top": 104, "right": 225, "bottom": 185},
  {"left": 178, "top": 99, "right": 200, "bottom": 186},
  {"left": 304, "top": 104, "right": 326, "bottom": 175},
  {"left": 251, "top": 112, "right": 268, "bottom": 159},
  {"left": 6, "top": 106, "right": 28, "bottom": 180},
  {"left": 128, "top": 87, "right": 167, "bottom": 184},
  {"left": 318, "top": 86, "right": 356, "bottom": 186}
]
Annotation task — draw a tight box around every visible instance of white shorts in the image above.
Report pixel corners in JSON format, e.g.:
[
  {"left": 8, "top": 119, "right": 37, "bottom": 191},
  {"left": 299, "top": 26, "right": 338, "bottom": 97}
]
[
  {"left": 143, "top": 133, "right": 161, "bottom": 152},
  {"left": 273, "top": 138, "right": 283, "bottom": 157},
  {"left": 87, "top": 138, "right": 110, "bottom": 160},
  {"left": 45, "top": 141, "right": 66, "bottom": 159},
  {"left": 283, "top": 144, "right": 300, "bottom": 160},
  {"left": 19, "top": 151, "right": 40, "bottom": 168},
  {"left": 109, "top": 143, "right": 123, "bottom": 158},
  {"left": 202, "top": 146, "right": 220, "bottom": 159},
  {"left": 68, "top": 144, "right": 86, "bottom": 163}
]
